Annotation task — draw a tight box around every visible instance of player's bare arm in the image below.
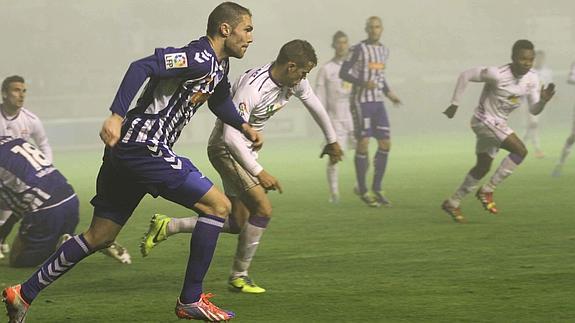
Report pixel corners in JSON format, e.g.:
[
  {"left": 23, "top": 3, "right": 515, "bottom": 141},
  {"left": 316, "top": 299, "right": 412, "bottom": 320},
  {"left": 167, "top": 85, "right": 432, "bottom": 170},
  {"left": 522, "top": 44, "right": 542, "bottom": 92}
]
[
  {"left": 443, "top": 104, "right": 458, "bottom": 119},
  {"left": 99, "top": 113, "right": 124, "bottom": 147},
  {"left": 530, "top": 83, "right": 556, "bottom": 115},
  {"left": 241, "top": 123, "right": 263, "bottom": 151},
  {"left": 256, "top": 169, "right": 283, "bottom": 193},
  {"left": 320, "top": 142, "right": 344, "bottom": 164},
  {"left": 386, "top": 91, "right": 402, "bottom": 106}
]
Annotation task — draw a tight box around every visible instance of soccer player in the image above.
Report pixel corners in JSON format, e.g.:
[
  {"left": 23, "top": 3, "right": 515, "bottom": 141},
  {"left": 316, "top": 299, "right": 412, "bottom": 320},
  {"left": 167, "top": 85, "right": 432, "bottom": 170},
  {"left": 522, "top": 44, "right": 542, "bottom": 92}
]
[
  {"left": 315, "top": 31, "right": 354, "bottom": 203},
  {"left": 339, "top": 16, "right": 402, "bottom": 208},
  {"left": 140, "top": 39, "right": 343, "bottom": 294},
  {"left": 0, "top": 136, "right": 78, "bottom": 268},
  {"left": 552, "top": 60, "right": 575, "bottom": 176},
  {"left": 0, "top": 75, "right": 53, "bottom": 260},
  {"left": 441, "top": 40, "right": 556, "bottom": 223},
  {"left": 3, "top": 2, "right": 260, "bottom": 322},
  {"left": 523, "top": 50, "right": 552, "bottom": 159}
]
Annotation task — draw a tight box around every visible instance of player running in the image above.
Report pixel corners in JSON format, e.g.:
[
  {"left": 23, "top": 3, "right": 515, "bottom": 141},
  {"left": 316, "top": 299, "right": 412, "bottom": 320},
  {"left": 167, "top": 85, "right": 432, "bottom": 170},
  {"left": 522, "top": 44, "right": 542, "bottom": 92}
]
[
  {"left": 3, "top": 2, "right": 260, "bottom": 322},
  {"left": 441, "top": 40, "right": 555, "bottom": 223},
  {"left": 140, "top": 39, "right": 343, "bottom": 294},
  {"left": 552, "top": 60, "right": 575, "bottom": 177}
]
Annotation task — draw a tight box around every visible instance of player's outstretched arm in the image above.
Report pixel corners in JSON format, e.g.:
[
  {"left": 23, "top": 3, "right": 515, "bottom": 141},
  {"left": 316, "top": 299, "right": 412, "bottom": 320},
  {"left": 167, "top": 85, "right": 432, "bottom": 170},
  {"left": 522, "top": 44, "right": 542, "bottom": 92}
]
[
  {"left": 529, "top": 83, "right": 556, "bottom": 115},
  {"left": 99, "top": 113, "right": 124, "bottom": 147},
  {"left": 320, "top": 142, "right": 344, "bottom": 165}
]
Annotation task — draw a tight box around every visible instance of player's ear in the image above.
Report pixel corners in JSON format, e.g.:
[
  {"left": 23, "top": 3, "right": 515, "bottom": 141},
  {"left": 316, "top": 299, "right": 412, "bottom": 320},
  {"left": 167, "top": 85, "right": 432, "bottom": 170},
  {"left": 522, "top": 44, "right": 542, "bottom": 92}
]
[
  {"left": 220, "top": 23, "right": 231, "bottom": 37},
  {"left": 287, "top": 62, "right": 297, "bottom": 71}
]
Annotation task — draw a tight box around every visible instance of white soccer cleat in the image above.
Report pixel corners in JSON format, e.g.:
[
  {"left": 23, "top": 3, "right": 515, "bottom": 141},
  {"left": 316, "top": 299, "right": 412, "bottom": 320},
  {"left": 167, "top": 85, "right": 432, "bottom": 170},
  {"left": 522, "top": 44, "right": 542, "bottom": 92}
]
[{"left": 100, "top": 241, "right": 132, "bottom": 264}]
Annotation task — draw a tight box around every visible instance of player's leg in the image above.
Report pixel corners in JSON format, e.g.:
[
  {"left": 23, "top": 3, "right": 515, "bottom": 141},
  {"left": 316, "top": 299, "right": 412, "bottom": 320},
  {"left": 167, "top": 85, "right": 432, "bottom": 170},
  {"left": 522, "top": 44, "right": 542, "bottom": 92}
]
[
  {"left": 4, "top": 159, "right": 142, "bottom": 322},
  {"left": 371, "top": 102, "right": 392, "bottom": 206},
  {"left": 8, "top": 196, "right": 79, "bottom": 268},
  {"left": 525, "top": 113, "right": 544, "bottom": 158},
  {"left": 553, "top": 116, "right": 575, "bottom": 176},
  {"left": 351, "top": 100, "right": 377, "bottom": 206},
  {"left": 0, "top": 211, "right": 18, "bottom": 259},
  {"left": 326, "top": 120, "right": 348, "bottom": 203},
  {"left": 227, "top": 187, "right": 269, "bottom": 294},
  {"left": 480, "top": 133, "right": 527, "bottom": 194},
  {"left": 443, "top": 117, "right": 497, "bottom": 222},
  {"left": 160, "top": 171, "right": 234, "bottom": 320}
]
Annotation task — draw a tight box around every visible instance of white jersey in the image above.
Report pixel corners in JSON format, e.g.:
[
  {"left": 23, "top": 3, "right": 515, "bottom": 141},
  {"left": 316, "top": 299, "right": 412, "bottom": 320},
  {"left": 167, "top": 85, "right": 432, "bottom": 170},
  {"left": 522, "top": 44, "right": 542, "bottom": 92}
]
[
  {"left": 208, "top": 62, "right": 337, "bottom": 176},
  {"left": 0, "top": 106, "right": 52, "bottom": 162},
  {"left": 568, "top": 62, "right": 575, "bottom": 85},
  {"left": 315, "top": 59, "right": 353, "bottom": 121},
  {"left": 451, "top": 64, "right": 541, "bottom": 125}
]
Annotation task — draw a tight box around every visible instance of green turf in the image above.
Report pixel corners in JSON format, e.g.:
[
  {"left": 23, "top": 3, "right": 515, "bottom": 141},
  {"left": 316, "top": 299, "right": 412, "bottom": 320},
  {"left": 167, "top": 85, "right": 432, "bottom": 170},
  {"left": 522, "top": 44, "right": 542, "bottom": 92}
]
[{"left": 1, "top": 133, "right": 574, "bottom": 322}]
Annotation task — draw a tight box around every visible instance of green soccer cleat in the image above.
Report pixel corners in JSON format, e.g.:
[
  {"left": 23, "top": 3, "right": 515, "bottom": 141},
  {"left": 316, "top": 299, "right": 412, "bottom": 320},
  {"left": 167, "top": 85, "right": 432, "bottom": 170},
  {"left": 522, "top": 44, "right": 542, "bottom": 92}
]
[
  {"left": 140, "top": 214, "right": 171, "bottom": 257},
  {"left": 228, "top": 276, "right": 266, "bottom": 294},
  {"left": 373, "top": 191, "right": 392, "bottom": 208}
]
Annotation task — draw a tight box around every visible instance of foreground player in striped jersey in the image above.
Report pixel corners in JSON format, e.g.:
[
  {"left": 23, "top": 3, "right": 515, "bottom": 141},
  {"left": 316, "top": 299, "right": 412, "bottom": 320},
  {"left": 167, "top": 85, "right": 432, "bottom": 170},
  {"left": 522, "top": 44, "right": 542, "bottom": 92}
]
[
  {"left": 552, "top": 60, "right": 575, "bottom": 177},
  {"left": 441, "top": 40, "right": 556, "bottom": 223},
  {"left": 141, "top": 40, "right": 343, "bottom": 294},
  {"left": 0, "top": 76, "right": 53, "bottom": 260},
  {"left": 316, "top": 31, "right": 355, "bottom": 203},
  {"left": 3, "top": 2, "right": 260, "bottom": 322},
  {"left": 340, "top": 16, "right": 402, "bottom": 208}
]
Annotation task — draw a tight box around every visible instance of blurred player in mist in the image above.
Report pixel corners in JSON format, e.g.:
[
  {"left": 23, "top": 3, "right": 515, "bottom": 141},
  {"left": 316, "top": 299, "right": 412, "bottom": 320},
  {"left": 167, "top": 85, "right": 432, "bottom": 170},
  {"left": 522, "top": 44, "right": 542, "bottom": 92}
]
[
  {"left": 315, "top": 31, "right": 355, "bottom": 203},
  {"left": 0, "top": 75, "right": 53, "bottom": 260},
  {"left": 141, "top": 39, "right": 342, "bottom": 294},
  {"left": 3, "top": 2, "right": 261, "bottom": 322},
  {"left": 552, "top": 60, "right": 575, "bottom": 176},
  {"left": 523, "top": 50, "right": 552, "bottom": 159},
  {"left": 441, "top": 40, "right": 556, "bottom": 223},
  {"left": 340, "top": 16, "right": 402, "bottom": 208}
]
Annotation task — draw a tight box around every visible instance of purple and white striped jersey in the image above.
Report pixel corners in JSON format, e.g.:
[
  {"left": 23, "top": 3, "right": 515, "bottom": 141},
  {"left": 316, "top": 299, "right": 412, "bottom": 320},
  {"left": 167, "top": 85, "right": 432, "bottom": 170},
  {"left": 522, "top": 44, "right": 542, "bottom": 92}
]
[
  {"left": 340, "top": 40, "right": 390, "bottom": 103},
  {"left": 0, "top": 136, "right": 74, "bottom": 217},
  {"left": 110, "top": 36, "right": 244, "bottom": 153}
]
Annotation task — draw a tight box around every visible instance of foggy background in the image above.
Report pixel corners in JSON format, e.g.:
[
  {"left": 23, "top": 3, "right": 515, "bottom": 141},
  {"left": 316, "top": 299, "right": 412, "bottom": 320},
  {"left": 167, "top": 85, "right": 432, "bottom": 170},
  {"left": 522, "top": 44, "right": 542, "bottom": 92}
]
[{"left": 1, "top": 0, "right": 574, "bottom": 150}]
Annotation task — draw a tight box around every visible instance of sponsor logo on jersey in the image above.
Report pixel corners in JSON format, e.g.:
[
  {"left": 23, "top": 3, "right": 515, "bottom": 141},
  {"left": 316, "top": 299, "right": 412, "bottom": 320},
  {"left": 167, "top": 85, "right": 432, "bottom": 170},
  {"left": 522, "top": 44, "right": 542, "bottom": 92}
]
[
  {"left": 368, "top": 62, "right": 385, "bottom": 70},
  {"left": 164, "top": 53, "right": 188, "bottom": 69}
]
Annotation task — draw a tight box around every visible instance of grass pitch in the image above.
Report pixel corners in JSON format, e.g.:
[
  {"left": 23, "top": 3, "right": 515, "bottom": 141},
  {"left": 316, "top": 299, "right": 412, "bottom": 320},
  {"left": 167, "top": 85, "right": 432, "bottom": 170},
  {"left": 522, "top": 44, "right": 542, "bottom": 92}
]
[{"left": 1, "top": 133, "right": 574, "bottom": 322}]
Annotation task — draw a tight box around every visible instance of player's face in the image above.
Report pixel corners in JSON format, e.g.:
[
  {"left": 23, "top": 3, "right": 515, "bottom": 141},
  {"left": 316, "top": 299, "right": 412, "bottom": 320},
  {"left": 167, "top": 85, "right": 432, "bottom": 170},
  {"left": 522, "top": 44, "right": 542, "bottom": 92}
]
[
  {"left": 333, "top": 36, "right": 349, "bottom": 58},
  {"left": 224, "top": 14, "right": 253, "bottom": 59},
  {"left": 365, "top": 19, "right": 383, "bottom": 42},
  {"left": 511, "top": 49, "right": 535, "bottom": 76},
  {"left": 2, "top": 82, "right": 26, "bottom": 109},
  {"left": 284, "top": 61, "right": 315, "bottom": 87}
]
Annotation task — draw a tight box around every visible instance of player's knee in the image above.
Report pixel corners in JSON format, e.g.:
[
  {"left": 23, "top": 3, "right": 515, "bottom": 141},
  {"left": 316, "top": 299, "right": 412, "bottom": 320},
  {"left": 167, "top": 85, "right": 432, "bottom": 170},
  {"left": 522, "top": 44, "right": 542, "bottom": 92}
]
[
  {"left": 210, "top": 198, "right": 232, "bottom": 218},
  {"left": 517, "top": 146, "right": 528, "bottom": 158},
  {"left": 255, "top": 204, "right": 273, "bottom": 218},
  {"left": 83, "top": 230, "right": 114, "bottom": 251},
  {"left": 378, "top": 139, "right": 391, "bottom": 151}
]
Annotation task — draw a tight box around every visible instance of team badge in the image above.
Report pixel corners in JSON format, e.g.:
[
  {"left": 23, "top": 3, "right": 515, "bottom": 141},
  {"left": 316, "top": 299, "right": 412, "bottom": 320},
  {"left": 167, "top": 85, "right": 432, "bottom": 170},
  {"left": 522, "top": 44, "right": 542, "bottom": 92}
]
[{"left": 165, "top": 53, "right": 188, "bottom": 69}]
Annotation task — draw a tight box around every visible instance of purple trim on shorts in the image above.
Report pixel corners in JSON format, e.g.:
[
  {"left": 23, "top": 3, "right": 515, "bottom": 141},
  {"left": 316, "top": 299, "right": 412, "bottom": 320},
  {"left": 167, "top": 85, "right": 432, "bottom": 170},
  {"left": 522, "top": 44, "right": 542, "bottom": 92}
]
[
  {"left": 509, "top": 153, "right": 524, "bottom": 164},
  {"left": 248, "top": 214, "right": 270, "bottom": 228}
]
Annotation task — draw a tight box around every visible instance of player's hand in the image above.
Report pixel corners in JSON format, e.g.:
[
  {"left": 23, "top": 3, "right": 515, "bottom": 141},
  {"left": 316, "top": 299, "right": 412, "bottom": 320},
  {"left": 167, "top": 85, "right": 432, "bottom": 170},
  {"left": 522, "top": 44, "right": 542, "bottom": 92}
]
[
  {"left": 386, "top": 91, "right": 402, "bottom": 107},
  {"left": 443, "top": 104, "right": 458, "bottom": 119},
  {"left": 363, "top": 80, "right": 378, "bottom": 90},
  {"left": 320, "top": 142, "right": 344, "bottom": 165},
  {"left": 540, "top": 83, "right": 556, "bottom": 103},
  {"left": 257, "top": 170, "right": 283, "bottom": 193},
  {"left": 99, "top": 113, "right": 124, "bottom": 147},
  {"left": 241, "top": 123, "right": 264, "bottom": 151}
]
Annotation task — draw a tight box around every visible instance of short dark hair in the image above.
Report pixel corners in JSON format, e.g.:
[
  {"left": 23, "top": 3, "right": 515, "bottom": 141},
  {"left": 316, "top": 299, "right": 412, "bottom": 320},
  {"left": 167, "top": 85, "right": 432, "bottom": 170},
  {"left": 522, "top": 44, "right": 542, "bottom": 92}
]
[
  {"left": 206, "top": 2, "right": 251, "bottom": 37},
  {"left": 2, "top": 75, "right": 25, "bottom": 93},
  {"left": 332, "top": 31, "right": 347, "bottom": 46},
  {"left": 512, "top": 39, "right": 534, "bottom": 59},
  {"left": 276, "top": 40, "right": 318, "bottom": 67}
]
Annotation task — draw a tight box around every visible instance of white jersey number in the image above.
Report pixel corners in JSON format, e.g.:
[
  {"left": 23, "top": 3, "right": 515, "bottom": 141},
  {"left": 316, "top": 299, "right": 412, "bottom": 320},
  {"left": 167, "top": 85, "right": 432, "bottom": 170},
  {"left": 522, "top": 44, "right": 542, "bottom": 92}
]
[{"left": 11, "top": 142, "right": 51, "bottom": 170}]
